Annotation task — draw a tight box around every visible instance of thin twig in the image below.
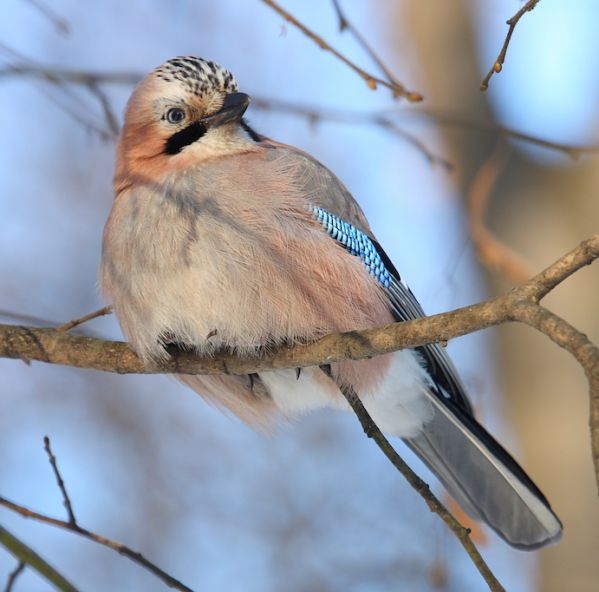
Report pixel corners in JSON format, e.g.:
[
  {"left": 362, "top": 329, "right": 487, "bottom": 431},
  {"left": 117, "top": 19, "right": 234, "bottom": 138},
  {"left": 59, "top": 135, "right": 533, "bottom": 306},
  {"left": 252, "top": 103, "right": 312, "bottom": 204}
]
[
  {"left": 481, "top": 0, "right": 542, "bottom": 91},
  {"left": 252, "top": 99, "right": 599, "bottom": 160},
  {"left": 2, "top": 64, "right": 597, "bottom": 159},
  {"left": 0, "top": 308, "right": 107, "bottom": 340},
  {"left": 0, "top": 524, "right": 78, "bottom": 592},
  {"left": 320, "top": 366, "right": 504, "bottom": 592},
  {"left": 0, "top": 499, "right": 194, "bottom": 592},
  {"left": 330, "top": 0, "right": 404, "bottom": 91},
  {"left": 260, "top": 0, "right": 422, "bottom": 101},
  {"left": 43, "top": 437, "right": 77, "bottom": 525},
  {"left": 0, "top": 64, "right": 141, "bottom": 85},
  {"left": 419, "top": 110, "right": 599, "bottom": 160},
  {"left": 252, "top": 97, "right": 451, "bottom": 167},
  {"left": 466, "top": 141, "right": 533, "bottom": 282},
  {"left": 4, "top": 561, "right": 25, "bottom": 592},
  {"left": 57, "top": 305, "right": 112, "bottom": 333},
  {"left": 23, "top": 0, "right": 70, "bottom": 35},
  {"left": 87, "top": 84, "right": 120, "bottom": 136}
]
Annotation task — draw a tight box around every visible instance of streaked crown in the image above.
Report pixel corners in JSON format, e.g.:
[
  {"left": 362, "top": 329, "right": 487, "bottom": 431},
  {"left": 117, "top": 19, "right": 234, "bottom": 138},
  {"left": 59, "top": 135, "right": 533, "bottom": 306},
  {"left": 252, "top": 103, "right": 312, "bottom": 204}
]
[{"left": 153, "top": 56, "right": 238, "bottom": 98}]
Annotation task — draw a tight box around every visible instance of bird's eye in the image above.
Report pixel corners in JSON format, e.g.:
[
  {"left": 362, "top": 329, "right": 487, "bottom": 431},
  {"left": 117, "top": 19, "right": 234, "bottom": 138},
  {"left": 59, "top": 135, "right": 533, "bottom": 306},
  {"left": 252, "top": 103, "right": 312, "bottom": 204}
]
[{"left": 166, "top": 108, "right": 186, "bottom": 124}]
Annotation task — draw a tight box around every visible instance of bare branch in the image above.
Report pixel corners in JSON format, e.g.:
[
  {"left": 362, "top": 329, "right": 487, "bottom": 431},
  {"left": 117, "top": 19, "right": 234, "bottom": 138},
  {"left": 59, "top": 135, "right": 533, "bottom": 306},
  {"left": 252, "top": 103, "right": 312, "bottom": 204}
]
[
  {"left": 466, "top": 141, "right": 533, "bottom": 282},
  {"left": 0, "top": 236, "right": 595, "bottom": 373},
  {"left": 4, "top": 561, "right": 25, "bottom": 592},
  {"left": 330, "top": 0, "right": 406, "bottom": 93},
  {"left": 321, "top": 367, "right": 504, "bottom": 591},
  {"left": 0, "top": 236, "right": 597, "bottom": 492},
  {"left": 2, "top": 64, "right": 597, "bottom": 159},
  {"left": 0, "top": 499, "right": 194, "bottom": 592},
  {"left": 260, "top": 0, "right": 422, "bottom": 101},
  {"left": 23, "top": 0, "right": 70, "bottom": 35},
  {"left": 0, "top": 524, "right": 78, "bottom": 592},
  {"left": 250, "top": 97, "right": 453, "bottom": 167},
  {"left": 57, "top": 305, "right": 113, "bottom": 333},
  {"left": 43, "top": 437, "right": 77, "bottom": 525},
  {"left": 481, "top": 0, "right": 542, "bottom": 91},
  {"left": 1, "top": 438, "right": 195, "bottom": 591},
  {"left": 422, "top": 110, "right": 599, "bottom": 160},
  {"left": 86, "top": 84, "right": 120, "bottom": 136}
]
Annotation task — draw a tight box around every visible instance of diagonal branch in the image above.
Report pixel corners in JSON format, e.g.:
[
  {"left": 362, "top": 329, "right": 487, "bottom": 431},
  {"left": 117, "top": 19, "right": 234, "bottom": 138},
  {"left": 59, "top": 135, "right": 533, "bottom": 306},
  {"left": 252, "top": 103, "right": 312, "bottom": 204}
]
[
  {"left": 260, "top": 0, "right": 422, "bottom": 101},
  {"left": 0, "top": 236, "right": 597, "bottom": 494},
  {"left": 4, "top": 560, "right": 25, "bottom": 592},
  {"left": 320, "top": 366, "right": 505, "bottom": 591},
  {"left": 466, "top": 140, "right": 533, "bottom": 283},
  {"left": 330, "top": 0, "right": 404, "bottom": 92},
  {"left": 43, "top": 437, "right": 77, "bottom": 525},
  {"left": 1, "top": 238, "right": 598, "bottom": 592},
  {"left": 480, "top": 0, "right": 542, "bottom": 91},
  {"left": 2, "top": 64, "right": 597, "bottom": 159},
  {"left": 0, "top": 498, "right": 194, "bottom": 592},
  {"left": 0, "top": 524, "right": 79, "bottom": 592}
]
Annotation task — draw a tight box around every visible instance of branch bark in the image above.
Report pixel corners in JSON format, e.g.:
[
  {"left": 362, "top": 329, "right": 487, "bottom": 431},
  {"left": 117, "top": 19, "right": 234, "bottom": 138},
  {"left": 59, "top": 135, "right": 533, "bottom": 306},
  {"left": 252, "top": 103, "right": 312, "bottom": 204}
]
[
  {"left": 0, "top": 524, "right": 79, "bottom": 592},
  {"left": 0, "top": 499, "right": 194, "bottom": 592},
  {"left": 1, "top": 237, "right": 598, "bottom": 494},
  {"left": 480, "top": 0, "right": 542, "bottom": 90}
]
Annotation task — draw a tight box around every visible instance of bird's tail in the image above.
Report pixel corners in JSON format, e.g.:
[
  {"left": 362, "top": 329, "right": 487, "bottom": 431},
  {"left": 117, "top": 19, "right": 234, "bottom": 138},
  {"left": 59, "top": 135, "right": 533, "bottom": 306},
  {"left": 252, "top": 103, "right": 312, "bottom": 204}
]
[{"left": 404, "top": 392, "right": 562, "bottom": 549}]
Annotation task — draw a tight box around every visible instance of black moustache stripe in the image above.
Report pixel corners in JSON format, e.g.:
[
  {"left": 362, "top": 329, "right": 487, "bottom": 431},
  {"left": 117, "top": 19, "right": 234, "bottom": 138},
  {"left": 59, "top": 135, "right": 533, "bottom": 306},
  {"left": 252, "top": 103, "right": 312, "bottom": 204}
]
[{"left": 164, "top": 121, "right": 208, "bottom": 155}]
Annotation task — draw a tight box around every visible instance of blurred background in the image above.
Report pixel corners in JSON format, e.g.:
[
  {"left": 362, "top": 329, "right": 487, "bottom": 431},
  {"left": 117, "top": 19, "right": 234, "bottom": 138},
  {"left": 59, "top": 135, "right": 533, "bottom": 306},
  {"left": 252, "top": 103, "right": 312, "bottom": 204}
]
[{"left": 1, "top": 1, "right": 598, "bottom": 590}]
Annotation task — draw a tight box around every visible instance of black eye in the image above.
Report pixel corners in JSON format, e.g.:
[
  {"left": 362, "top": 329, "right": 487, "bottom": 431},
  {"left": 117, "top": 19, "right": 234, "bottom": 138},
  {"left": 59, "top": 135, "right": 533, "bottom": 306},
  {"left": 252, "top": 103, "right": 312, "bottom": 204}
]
[{"left": 166, "top": 108, "right": 185, "bottom": 124}]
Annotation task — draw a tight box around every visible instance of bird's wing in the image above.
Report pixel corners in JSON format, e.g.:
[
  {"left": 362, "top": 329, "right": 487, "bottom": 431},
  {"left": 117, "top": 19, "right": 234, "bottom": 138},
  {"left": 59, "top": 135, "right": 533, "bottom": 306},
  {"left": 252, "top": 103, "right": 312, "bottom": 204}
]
[
  {"left": 265, "top": 143, "right": 562, "bottom": 548},
  {"left": 266, "top": 141, "right": 473, "bottom": 414}
]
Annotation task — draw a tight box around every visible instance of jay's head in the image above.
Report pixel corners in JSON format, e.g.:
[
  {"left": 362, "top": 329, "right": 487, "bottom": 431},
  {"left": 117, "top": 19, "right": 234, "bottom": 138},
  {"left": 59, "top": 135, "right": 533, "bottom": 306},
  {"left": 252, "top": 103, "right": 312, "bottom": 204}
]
[{"left": 116, "top": 57, "right": 257, "bottom": 186}]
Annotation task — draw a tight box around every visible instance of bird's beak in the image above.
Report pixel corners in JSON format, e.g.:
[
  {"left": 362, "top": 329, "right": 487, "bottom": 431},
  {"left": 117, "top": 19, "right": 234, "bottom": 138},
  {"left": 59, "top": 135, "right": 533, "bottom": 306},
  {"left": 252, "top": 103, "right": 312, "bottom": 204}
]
[{"left": 201, "top": 92, "right": 250, "bottom": 128}]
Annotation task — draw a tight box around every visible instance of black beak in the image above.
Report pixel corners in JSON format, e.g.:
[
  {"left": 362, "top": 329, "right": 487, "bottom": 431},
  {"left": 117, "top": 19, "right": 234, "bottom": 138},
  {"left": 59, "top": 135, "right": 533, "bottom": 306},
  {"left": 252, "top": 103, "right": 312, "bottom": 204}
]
[{"left": 201, "top": 92, "right": 250, "bottom": 128}]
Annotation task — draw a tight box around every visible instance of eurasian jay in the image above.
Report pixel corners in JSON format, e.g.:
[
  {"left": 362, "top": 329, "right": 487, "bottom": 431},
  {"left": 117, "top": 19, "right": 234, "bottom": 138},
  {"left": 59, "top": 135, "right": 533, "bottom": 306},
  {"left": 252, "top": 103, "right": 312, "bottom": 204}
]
[{"left": 101, "top": 56, "right": 562, "bottom": 549}]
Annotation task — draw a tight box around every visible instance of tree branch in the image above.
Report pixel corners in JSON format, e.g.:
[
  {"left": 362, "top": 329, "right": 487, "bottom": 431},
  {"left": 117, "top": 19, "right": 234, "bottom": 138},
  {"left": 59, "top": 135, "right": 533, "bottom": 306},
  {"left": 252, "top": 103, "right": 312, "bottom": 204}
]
[
  {"left": 0, "top": 499, "right": 194, "bottom": 592},
  {"left": 0, "top": 524, "right": 78, "bottom": 592},
  {"left": 480, "top": 0, "right": 542, "bottom": 91},
  {"left": 466, "top": 140, "right": 534, "bottom": 283},
  {"left": 2, "top": 436, "right": 194, "bottom": 591},
  {"left": 3, "top": 560, "right": 25, "bottom": 592},
  {"left": 321, "top": 367, "right": 504, "bottom": 591},
  {"left": 2, "top": 236, "right": 598, "bottom": 592},
  {"left": 0, "top": 236, "right": 595, "bottom": 374},
  {"left": 1, "top": 236, "right": 597, "bottom": 493},
  {"left": 260, "top": 0, "right": 422, "bottom": 101},
  {"left": 2, "top": 64, "right": 597, "bottom": 160},
  {"left": 330, "top": 0, "right": 407, "bottom": 95},
  {"left": 43, "top": 437, "right": 77, "bottom": 526}
]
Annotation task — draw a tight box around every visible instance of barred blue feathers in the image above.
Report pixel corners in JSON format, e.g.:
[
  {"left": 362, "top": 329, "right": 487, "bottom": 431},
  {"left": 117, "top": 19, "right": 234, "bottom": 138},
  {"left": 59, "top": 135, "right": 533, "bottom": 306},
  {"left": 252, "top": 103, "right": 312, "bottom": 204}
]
[{"left": 311, "top": 206, "right": 392, "bottom": 288}]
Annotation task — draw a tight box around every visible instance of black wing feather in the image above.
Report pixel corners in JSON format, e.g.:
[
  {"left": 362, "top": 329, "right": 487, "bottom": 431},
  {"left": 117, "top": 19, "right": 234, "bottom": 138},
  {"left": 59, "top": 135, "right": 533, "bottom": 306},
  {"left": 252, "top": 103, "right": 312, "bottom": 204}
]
[{"left": 370, "top": 238, "right": 473, "bottom": 415}]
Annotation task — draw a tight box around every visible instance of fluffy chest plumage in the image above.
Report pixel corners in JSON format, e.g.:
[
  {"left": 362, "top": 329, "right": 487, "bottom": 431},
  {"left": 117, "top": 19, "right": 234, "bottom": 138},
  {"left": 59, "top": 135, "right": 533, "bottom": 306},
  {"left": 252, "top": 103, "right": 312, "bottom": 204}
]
[{"left": 101, "top": 155, "right": 393, "bottom": 362}]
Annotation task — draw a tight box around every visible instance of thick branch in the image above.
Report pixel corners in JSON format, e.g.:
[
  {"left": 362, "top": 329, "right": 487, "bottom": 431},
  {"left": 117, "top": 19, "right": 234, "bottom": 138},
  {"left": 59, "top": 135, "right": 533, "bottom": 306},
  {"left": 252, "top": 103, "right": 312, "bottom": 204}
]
[
  {"left": 0, "top": 298, "right": 508, "bottom": 376},
  {"left": 0, "top": 235, "right": 595, "bottom": 370},
  {"left": 0, "top": 524, "right": 78, "bottom": 592},
  {"left": 2, "top": 238, "right": 598, "bottom": 592},
  {"left": 1, "top": 236, "right": 598, "bottom": 490}
]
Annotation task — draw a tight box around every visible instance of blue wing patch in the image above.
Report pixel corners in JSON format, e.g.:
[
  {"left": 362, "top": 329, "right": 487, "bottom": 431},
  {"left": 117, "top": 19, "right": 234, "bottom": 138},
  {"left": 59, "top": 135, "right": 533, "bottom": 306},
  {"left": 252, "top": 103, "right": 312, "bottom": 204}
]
[
  {"left": 310, "top": 204, "right": 473, "bottom": 415},
  {"left": 311, "top": 206, "right": 392, "bottom": 288}
]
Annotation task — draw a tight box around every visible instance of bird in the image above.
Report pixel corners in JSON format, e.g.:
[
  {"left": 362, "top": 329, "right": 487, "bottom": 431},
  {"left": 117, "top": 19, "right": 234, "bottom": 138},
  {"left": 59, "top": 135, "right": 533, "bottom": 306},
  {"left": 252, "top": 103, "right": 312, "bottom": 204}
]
[{"left": 101, "top": 56, "right": 562, "bottom": 549}]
